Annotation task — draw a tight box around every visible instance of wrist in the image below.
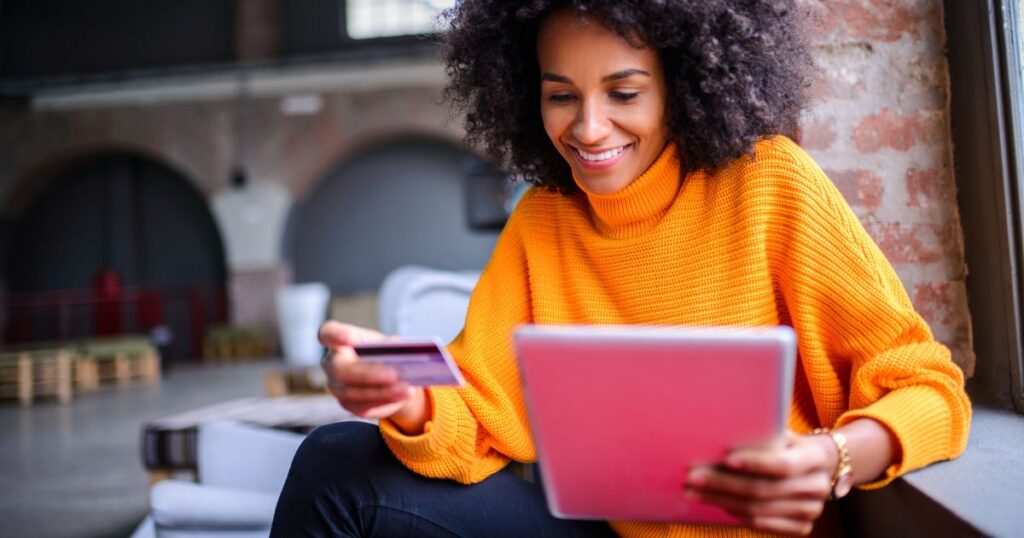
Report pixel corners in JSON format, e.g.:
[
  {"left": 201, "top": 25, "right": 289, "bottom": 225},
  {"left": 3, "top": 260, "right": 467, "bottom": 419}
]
[
  {"left": 811, "top": 427, "right": 854, "bottom": 500},
  {"left": 810, "top": 430, "right": 840, "bottom": 472},
  {"left": 390, "top": 387, "right": 429, "bottom": 435}
]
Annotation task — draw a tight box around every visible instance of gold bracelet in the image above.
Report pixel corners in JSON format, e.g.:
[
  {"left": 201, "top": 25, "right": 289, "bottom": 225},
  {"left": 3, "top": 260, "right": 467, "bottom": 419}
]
[{"left": 811, "top": 427, "right": 853, "bottom": 500}]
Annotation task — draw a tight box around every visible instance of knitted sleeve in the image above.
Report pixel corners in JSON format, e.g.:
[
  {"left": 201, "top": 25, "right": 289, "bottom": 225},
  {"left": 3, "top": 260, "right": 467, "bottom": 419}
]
[
  {"left": 765, "top": 139, "right": 971, "bottom": 488},
  {"left": 378, "top": 192, "right": 536, "bottom": 484}
]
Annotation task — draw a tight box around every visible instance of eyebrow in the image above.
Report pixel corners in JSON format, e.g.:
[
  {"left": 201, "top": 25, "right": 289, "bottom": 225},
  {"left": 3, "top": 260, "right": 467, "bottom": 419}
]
[{"left": 540, "top": 69, "right": 652, "bottom": 84}]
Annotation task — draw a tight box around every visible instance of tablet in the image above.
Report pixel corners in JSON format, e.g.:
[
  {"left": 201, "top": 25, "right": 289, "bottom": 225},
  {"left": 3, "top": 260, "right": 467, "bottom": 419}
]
[{"left": 513, "top": 324, "right": 797, "bottom": 524}]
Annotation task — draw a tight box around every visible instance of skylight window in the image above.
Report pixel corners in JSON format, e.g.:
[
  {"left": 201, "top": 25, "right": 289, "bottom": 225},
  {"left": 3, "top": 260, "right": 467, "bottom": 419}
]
[{"left": 345, "top": 0, "right": 455, "bottom": 40}]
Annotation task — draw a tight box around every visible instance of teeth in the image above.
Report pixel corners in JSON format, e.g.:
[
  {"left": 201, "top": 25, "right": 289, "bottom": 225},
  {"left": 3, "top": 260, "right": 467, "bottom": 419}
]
[{"left": 576, "top": 145, "right": 626, "bottom": 162}]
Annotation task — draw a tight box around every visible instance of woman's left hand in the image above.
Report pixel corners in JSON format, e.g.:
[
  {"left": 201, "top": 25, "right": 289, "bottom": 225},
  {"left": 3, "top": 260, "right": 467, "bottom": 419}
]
[{"left": 686, "top": 431, "right": 838, "bottom": 536}]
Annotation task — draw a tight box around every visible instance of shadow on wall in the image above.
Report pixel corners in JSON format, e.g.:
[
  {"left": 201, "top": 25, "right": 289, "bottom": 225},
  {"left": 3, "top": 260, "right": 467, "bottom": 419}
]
[{"left": 283, "top": 137, "right": 503, "bottom": 296}]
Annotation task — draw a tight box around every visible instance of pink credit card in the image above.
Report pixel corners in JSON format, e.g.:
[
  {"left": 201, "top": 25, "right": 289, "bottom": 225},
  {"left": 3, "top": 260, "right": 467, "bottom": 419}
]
[{"left": 354, "top": 337, "right": 465, "bottom": 387}]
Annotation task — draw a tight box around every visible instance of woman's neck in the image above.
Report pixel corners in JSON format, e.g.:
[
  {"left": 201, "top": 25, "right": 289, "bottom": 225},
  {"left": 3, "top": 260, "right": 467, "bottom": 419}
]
[{"left": 572, "top": 143, "right": 684, "bottom": 236}]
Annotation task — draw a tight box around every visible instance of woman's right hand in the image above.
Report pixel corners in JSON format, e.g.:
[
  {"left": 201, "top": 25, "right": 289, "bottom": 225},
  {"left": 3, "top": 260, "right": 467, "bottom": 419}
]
[{"left": 319, "top": 321, "right": 428, "bottom": 431}]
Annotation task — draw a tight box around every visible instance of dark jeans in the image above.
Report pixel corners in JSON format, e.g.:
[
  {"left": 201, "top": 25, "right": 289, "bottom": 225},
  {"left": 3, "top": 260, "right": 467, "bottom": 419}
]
[{"left": 271, "top": 421, "right": 616, "bottom": 538}]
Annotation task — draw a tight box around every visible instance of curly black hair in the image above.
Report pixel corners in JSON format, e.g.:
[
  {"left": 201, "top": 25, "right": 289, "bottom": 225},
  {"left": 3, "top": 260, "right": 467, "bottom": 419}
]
[{"left": 441, "top": 0, "right": 812, "bottom": 192}]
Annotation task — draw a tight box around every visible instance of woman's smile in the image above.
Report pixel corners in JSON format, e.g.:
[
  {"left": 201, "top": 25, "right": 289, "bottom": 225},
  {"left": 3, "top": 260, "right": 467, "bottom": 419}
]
[{"left": 569, "top": 143, "right": 632, "bottom": 170}]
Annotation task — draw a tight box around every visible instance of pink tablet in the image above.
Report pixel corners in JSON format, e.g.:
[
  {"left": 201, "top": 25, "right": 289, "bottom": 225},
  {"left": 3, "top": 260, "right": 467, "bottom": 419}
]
[{"left": 513, "top": 324, "right": 797, "bottom": 524}]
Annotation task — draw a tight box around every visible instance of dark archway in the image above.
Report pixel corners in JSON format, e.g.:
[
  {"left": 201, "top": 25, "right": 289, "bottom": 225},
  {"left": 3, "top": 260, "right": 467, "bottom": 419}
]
[
  {"left": 284, "top": 137, "right": 501, "bottom": 294},
  {"left": 3, "top": 153, "right": 227, "bottom": 361}
]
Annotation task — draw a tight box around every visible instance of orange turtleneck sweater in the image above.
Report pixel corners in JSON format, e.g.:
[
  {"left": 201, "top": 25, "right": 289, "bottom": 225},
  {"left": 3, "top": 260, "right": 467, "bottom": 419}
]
[{"left": 379, "top": 136, "right": 971, "bottom": 537}]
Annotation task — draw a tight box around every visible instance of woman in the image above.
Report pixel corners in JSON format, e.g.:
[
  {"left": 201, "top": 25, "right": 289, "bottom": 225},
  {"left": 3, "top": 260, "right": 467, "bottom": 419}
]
[{"left": 272, "top": 1, "right": 971, "bottom": 536}]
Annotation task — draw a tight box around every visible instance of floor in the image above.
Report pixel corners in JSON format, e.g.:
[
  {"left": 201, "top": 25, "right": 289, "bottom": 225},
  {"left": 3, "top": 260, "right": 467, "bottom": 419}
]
[{"left": 0, "top": 360, "right": 281, "bottom": 538}]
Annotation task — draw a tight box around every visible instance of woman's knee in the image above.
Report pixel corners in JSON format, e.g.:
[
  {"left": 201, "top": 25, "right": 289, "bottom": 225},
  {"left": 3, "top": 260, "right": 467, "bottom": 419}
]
[{"left": 290, "top": 420, "right": 384, "bottom": 478}]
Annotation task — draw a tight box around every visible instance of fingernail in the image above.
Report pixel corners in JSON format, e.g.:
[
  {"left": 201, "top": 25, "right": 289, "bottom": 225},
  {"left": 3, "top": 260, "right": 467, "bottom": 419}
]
[{"left": 687, "top": 469, "right": 706, "bottom": 486}]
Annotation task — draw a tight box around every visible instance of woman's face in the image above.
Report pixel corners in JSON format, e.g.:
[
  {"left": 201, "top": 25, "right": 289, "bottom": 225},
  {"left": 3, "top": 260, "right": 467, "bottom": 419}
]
[{"left": 537, "top": 10, "right": 669, "bottom": 195}]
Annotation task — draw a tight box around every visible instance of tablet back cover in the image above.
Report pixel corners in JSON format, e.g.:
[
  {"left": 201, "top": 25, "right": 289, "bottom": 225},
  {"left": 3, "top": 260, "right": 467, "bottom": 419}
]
[{"left": 514, "top": 325, "right": 796, "bottom": 524}]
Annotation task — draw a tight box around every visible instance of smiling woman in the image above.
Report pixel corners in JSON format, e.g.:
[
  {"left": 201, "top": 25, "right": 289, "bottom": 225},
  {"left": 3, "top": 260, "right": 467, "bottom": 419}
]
[{"left": 272, "top": 2, "right": 971, "bottom": 537}]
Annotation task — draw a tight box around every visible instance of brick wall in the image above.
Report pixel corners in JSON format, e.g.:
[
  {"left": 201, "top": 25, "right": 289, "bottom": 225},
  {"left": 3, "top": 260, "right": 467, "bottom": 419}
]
[
  {"left": 0, "top": 0, "right": 973, "bottom": 370},
  {"left": 798, "top": 0, "right": 973, "bottom": 373}
]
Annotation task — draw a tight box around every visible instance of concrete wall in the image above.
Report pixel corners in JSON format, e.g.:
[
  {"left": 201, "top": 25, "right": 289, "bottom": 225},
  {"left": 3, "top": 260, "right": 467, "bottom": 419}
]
[
  {"left": 284, "top": 137, "right": 500, "bottom": 294},
  {"left": 0, "top": 0, "right": 974, "bottom": 370}
]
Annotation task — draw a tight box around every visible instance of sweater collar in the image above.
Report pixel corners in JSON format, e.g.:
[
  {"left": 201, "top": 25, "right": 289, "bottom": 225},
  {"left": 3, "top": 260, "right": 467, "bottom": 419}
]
[{"left": 572, "top": 143, "right": 683, "bottom": 233}]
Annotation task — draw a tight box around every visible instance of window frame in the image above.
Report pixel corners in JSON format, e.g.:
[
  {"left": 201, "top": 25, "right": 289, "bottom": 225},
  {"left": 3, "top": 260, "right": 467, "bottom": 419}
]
[
  {"left": 343, "top": 0, "right": 452, "bottom": 41},
  {"left": 945, "top": 0, "right": 1024, "bottom": 412}
]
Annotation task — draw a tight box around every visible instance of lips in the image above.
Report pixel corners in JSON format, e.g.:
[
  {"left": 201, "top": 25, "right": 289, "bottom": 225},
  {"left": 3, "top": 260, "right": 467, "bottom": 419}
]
[{"left": 570, "top": 144, "right": 631, "bottom": 170}]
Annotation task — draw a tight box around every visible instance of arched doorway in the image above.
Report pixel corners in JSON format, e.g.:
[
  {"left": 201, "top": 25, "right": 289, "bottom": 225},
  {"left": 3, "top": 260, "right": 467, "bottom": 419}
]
[
  {"left": 3, "top": 153, "right": 227, "bottom": 362},
  {"left": 285, "top": 137, "right": 502, "bottom": 294}
]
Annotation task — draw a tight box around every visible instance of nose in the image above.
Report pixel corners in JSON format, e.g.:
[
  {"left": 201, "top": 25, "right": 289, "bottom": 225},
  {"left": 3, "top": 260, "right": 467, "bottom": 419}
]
[{"left": 572, "top": 99, "right": 612, "bottom": 145}]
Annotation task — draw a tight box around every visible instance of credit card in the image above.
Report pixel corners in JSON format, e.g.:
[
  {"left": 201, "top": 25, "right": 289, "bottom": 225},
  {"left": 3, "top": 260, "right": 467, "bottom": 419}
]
[{"left": 353, "top": 337, "right": 465, "bottom": 387}]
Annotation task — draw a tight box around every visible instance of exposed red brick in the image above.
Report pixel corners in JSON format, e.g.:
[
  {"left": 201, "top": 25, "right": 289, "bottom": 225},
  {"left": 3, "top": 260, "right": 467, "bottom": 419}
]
[
  {"left": 913, "top": 281, "right": 953, "bottom": 326},
  {"left": 798, "top": 120, "right": 839, "bottom": 151},
  {"left": 851, "top": 108, "right": 937, "bottom": 153},
  {"left": 826, "top": 168, "right": 883, "bottom": 213},
  {"left": 906, "top": 167, "right": 952, "bottom": 208},
  {"left": 826, "top": 0, "right": 920, "bottom": 43},
  {"left": 865, "top": 221, "right": 956, "bottom": 265}
]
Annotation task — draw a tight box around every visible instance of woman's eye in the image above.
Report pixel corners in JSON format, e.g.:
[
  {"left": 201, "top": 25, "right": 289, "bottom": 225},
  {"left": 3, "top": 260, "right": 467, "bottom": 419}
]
[
  {"left": 611, "top": 91, "right": 640, "bottom": 102},
  {"left": 547, "top": 94, "right": 575, "bottom": 103}
]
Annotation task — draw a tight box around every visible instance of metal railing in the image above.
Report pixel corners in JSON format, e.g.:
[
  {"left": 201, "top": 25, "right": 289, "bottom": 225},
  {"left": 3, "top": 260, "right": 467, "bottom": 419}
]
[{"left": 0, "top": 286, "right": 227, "bottom": 362}]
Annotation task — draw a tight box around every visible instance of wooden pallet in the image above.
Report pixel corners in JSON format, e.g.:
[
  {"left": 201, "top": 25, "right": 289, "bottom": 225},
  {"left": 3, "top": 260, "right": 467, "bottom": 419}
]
[
  {"left": 0, "top": 336, "right": 160, "bottom": 405},
  {"left": 203, "top": 326, "right": 272, "bottom": 362},
  {"left": 0, "top": 350, "right": 74, "bottom": 406},
  {"left": 264, "top": 367, "right": 328, "bottom": 397},
  {"left": 74, "top": 355, "right": 100, "bottom": 392},
  {"left": 80, "top": 337, "right": 161, "bottom": 387}
]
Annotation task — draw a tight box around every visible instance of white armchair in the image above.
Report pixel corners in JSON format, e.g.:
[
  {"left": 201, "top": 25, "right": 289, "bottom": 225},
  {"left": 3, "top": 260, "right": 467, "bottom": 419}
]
[
  {"left": 132, "top": 266, "right": 480, "bottom": 538},
  {"left": 133, "top": 421, "right": 304, "bottom": 538},
  {"left": 378, "top": 265, "right": 480, "bottom": 343}
]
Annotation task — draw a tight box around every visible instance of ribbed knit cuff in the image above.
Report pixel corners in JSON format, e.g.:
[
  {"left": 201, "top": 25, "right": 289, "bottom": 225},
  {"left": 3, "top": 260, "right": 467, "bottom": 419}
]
[
  {"left": 379, "top": 387, "right": 465, "bottom": 462},
  {"left": 834, "top": 384, "right": 968, "bottom": 489}
]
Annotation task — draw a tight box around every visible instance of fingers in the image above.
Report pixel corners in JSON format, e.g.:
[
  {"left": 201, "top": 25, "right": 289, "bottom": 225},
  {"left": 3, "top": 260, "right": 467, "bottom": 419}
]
[
  {"left": 687, "top": 469, "right": 825, "bottom": 536},
  {"left": 333, "top": 381, "right": 410, "bottom": 403},
  {"left": 322, "top": 356, "right": 404, "bottom": 415},
  {"left": 318, "top": 321, "right": 399, "bottom": 387},
  {"left": 687, "top": 436, "right": 833, "bottom": 536},
  {"left": 724, "top": 435, "right": 832, "bottom": 478},
  {"left": 321, "top": 346, "right": 398, "bottom": 390},
  {"left": 688, "top": 487, "right": 823, "bottom": 522},
  {"left": 747, "top": 516, "right": 815, "bottom": 536},
  {"left": 319, "top": 320, "right": 386, "bottom": 349},
  {"left": 689, "top": 488, "right": 822, "bottom": 534},
  {"left": 317, "top": 321, "right": 409, "bottom": 418},
  {"left": 688, "top": 465, "right": 832, "bottom": 501},
  {"left": 327, "top": 383, "right": 412, "bottom": 419},
  {"left": 335, "top": 360, "right": 399, "bottom": 387}
]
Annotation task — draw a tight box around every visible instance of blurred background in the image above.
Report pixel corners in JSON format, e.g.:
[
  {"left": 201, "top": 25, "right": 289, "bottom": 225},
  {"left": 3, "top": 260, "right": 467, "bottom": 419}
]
[
  {"left": 0, "top": 1, "right": 1020, "bottom": 537},
  {"left": 0, "top": 0, "right": 512, "bottom": 366},
  {"left": 0, "top": 1, "right": 520, "bottom": 536}
]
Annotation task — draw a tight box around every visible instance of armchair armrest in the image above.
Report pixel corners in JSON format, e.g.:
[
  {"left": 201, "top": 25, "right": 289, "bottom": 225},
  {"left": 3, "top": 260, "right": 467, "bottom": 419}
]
[
  {"left": 197, "top": 421, "right": 304, "bottom": 492},
  {"left": 150, "top": 480, "right": 278, "bottom": 531}
]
